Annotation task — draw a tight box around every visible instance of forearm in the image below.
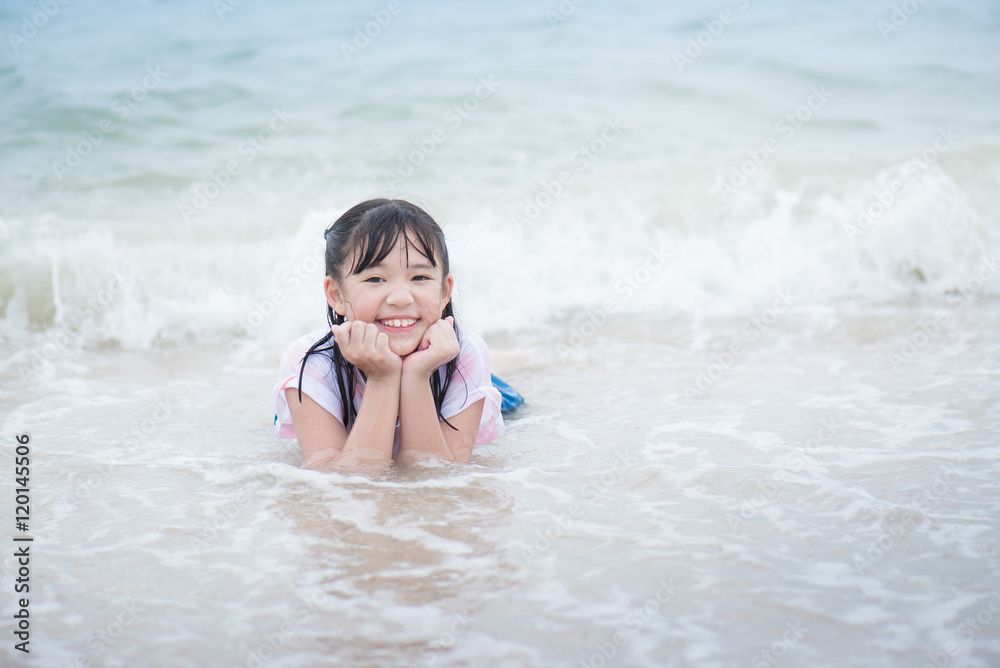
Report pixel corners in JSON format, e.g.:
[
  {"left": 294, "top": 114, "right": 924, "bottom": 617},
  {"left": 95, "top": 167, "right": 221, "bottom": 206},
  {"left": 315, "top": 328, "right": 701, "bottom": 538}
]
[
  {"left": 397, "top": 372, "right": 455, "bottom": 462},
  {"left": 329, "top": 377, "right": 400, "bottom": 469}
]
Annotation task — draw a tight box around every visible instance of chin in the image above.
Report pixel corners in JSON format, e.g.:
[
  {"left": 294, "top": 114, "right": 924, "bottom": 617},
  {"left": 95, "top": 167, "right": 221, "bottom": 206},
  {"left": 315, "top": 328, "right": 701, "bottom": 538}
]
[{"left": 390, "top": 342, "right": 419, "bottom": 357}]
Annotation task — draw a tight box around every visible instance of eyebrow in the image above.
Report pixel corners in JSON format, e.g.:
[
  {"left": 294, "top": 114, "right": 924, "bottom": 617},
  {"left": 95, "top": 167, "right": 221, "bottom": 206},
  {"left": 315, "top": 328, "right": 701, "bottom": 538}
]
[{"left": 358, "top": 260, "right": 437, "bottom": 273}]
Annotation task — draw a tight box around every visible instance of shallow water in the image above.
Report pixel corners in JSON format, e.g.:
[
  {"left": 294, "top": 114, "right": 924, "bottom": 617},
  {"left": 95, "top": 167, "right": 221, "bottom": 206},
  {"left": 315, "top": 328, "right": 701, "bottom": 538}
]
[
  {"left": 3, "top": 0, "right": 1000, "bottom": 666},
  {"left": 4, "top": 301, "right": 1000, "bottom": 667}
]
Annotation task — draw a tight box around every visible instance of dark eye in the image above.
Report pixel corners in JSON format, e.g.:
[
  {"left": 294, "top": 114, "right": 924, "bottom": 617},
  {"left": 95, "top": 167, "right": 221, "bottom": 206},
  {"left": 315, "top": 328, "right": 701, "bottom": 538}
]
[
  {"left": 413, "top": 275, "right": 432, "bottom": 281},
  {"left": 363, "top": 276, "right": 384, "bottom": 283}
]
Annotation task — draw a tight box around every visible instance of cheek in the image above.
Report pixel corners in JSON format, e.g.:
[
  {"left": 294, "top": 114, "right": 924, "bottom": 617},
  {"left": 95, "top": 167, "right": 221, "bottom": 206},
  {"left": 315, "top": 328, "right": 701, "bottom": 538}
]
[
  {"left": 425, "top": 294, "right": 447, "bottom": 315},
  {"left": 343, "top": 287, "right": 377, "bottom": 316}
]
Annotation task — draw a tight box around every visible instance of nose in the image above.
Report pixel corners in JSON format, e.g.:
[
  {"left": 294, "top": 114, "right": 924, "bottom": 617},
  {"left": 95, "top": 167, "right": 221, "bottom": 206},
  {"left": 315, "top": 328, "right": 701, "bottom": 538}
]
[{"left": 386, "top": 281, "right": 414, "bottom": 307}]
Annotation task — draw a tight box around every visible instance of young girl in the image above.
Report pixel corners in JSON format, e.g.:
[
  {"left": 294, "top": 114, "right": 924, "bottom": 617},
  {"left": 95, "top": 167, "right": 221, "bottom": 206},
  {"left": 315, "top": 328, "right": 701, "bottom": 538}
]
[{"left": 273, "top": 199, "right": 507, "bottom": 470}]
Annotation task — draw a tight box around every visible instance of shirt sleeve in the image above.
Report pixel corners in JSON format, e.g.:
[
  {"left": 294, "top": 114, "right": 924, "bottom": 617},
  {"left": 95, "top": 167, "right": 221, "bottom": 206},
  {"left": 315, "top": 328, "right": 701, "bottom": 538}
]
[
  {"left": 441, "top": 326, "right": 505, "bottom": 444},
  {"left": 273, "top": 330, "right": 344, "bottom": 438}
]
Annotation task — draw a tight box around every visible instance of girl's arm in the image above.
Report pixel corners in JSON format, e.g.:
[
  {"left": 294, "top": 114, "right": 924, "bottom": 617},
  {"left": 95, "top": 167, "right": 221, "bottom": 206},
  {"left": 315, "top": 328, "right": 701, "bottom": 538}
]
[
  {"left": 396, "top": 317, "right": 483, "bottom": 464},
  {"left": 285, "top": 376, "right": 399, "bottom": 472},
  {"left": 288, "top": 321, "right": 402, "bottom": 473},
  {"left": 397, "top": 383, "right": 483, "bottom": 464}
]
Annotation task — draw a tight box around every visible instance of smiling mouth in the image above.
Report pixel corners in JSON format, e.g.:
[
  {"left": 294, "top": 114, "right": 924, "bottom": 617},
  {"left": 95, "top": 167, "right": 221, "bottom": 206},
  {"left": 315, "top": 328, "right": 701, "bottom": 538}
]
[{"left": 378, "top": 318, "right": 417, "bottom": 329}]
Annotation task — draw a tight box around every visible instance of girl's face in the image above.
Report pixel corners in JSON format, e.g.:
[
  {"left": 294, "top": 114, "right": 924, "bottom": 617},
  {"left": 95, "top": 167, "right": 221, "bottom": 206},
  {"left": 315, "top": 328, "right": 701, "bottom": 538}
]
[{"left": 325, "top": 234, "right": 453, "bottom": 357}]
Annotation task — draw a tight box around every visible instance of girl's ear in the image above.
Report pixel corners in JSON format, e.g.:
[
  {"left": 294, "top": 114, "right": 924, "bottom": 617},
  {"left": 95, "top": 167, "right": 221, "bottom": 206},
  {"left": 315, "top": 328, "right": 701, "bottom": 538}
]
[
  {"left": 441, "top": 273, "right": 454, "bottom": 305},
  {"left": 324, "top": 276, "right": 347, "bottom": 317}
]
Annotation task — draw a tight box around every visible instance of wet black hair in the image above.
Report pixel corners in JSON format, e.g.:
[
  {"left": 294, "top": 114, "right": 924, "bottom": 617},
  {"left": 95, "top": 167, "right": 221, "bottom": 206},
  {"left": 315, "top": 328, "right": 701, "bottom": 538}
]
[{"left": 296, "top": 199, "right": 460, "bottom": 432}]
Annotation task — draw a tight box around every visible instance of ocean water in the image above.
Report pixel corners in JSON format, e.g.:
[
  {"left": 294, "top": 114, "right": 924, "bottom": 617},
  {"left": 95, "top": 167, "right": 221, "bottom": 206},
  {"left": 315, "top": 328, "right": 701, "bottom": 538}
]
[{"left": 2, "top": 0, "right": 1000, "bottom": 666}]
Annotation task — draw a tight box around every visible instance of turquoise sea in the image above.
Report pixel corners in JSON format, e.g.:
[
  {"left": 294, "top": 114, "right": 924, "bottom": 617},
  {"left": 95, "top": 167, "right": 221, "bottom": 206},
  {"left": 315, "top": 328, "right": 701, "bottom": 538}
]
[{"left": 2, "top": 1, "right": 1000, "bottom": 666}]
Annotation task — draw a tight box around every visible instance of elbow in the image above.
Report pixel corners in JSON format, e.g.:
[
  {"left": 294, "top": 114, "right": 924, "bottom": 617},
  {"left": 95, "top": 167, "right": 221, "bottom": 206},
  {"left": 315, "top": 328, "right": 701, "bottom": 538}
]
[
  {"left": 308, "top": 445, "right": 394, "bottom": 474},
  {"left": 301, "top": 447, "right": 341, "bottom": 471},
  {"left": 450, "top": 441, "right": 475, "bottom": 464}
]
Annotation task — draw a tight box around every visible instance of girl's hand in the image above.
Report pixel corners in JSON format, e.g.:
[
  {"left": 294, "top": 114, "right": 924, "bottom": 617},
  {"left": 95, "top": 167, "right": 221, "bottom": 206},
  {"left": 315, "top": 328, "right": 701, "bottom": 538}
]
[
  {"left": 401, "top": 316, "right": 459, "bottom": 378},
  {"left": 332, "top": 321, "right": 402, "bottom": 381}
]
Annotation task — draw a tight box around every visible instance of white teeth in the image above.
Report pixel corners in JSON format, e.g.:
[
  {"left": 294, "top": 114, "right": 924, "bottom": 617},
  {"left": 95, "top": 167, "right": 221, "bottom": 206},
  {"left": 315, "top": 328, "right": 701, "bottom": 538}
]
[{"left": 382, "top": 319, "right": 415, "bottom": 328}]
